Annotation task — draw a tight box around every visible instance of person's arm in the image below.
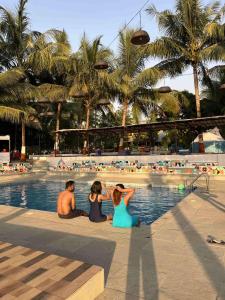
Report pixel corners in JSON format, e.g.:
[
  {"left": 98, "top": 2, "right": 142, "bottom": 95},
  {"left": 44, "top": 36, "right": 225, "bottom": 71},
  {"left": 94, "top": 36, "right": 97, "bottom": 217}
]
[
  {"left": 100, "top": 188, "right": 112, "bottom": 201},
  {"left": 116, "top": 186, "right": 135, "bottom": 205},
  {"left": 98, "top": 183, "right": 111, "bottom": 201},
  {"left": 57, "top": 192, "right": 61, "bottom": 213},
  {"left": 71, "top": 193, "right": 76, "bottom": 210},
  {"left": 109, "top": 187, "right": 115, "bottom": 200}
]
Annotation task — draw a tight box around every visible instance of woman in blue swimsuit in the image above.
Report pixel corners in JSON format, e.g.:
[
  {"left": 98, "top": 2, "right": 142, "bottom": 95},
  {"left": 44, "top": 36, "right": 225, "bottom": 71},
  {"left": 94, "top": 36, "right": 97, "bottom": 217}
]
[
  {"left": 112, "top": 184, "right": 139, "bottom": 228},
  {"left": 89, "top": 181, "right": 112, "bottom": 223}
]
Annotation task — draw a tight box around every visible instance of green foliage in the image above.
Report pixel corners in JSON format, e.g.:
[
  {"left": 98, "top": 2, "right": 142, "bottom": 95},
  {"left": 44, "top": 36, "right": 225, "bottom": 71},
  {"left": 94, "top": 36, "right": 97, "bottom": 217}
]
[
  {"left": 0, "top": 69, "right": 39, "bottom": 126},
  {"left": 146, "top": 0, "right": 225, "bottom": 116},
  {"left": 100, "top": 28, "right": 164, "bottom": 129},
  {"left": 68, "top": 34, "right": 113, "bottom": 129},
  {"left": 0, "top": 0, "right": 225, "bottom": 152},
  {"left": 201, "top": 65, "right": 225, "bottom": 115}
]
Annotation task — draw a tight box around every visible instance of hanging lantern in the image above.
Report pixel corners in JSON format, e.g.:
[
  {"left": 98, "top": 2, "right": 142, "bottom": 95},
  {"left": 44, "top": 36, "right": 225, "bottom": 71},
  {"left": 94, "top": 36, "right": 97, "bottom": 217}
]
[
  {"left": 97, "top": 99, "right": 111, "bottom": 105},
  {"left": 219, "top": 83, "right": 225, "bottom": 90},
  {"left": 54, "top": 99, "right": 65, "bottom": 103},
  {"left": 29, "top": 115, "right": 36, "bottom": 121},
  {"left": 131, "top": 30, "right": 150, "bottom": 45},
  {"left": 131, "top": 12, "right": 150, "bottom": 45},
  {"left": 94, "top": 61, "right": 109, "bottom": 70},
  {"left": 38, "top": 97, "right": 50, "bottom": 103},
  {"left": 39, "top": 112, "right": 55, "bottom": 117},
  {"left": 72, "top": 91, "right": 87, "bottom": 98},
  {"left": 33, "top": 118, "right": 39, "bottom": 124},
  {"left": 158, "top": 86, "right": 172, "bottom": 93}
]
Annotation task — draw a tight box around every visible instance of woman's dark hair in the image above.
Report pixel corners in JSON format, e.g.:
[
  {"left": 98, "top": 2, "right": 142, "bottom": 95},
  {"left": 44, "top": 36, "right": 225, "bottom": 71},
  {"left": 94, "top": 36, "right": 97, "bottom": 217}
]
[
  {"left": 113, "top": 184, "right": 125, "bottom": 206},
  {"left": 65, "top": 180, "right": 74, "bottom": 189},
  {"left": 91, "top": 181, "right": 102, "bottom": 196}
]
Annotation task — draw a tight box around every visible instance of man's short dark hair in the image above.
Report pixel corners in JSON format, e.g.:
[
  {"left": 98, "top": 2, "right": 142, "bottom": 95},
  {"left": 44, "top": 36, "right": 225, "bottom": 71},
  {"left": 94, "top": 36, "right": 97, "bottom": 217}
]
[{"left": 65, "top": 180, "right": 75, "bottom": 189}]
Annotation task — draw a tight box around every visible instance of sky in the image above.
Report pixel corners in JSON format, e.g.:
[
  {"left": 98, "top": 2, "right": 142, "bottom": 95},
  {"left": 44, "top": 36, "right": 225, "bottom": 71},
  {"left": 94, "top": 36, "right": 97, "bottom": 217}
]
[{"left": 0, "top": 0, "right": 216, "bottom": 93}]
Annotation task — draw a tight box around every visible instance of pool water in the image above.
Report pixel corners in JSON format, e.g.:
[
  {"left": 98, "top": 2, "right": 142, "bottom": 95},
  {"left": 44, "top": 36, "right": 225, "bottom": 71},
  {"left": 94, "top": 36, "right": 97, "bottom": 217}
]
[{"left": 0, "top": 181, "right": 187, "bottom": 225}]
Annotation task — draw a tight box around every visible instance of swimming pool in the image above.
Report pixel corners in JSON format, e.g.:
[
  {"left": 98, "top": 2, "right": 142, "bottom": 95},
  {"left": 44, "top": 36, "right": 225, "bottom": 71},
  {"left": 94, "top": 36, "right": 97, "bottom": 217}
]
[{"left": 0, "top": 181, "right": 187, "bottom": 224}]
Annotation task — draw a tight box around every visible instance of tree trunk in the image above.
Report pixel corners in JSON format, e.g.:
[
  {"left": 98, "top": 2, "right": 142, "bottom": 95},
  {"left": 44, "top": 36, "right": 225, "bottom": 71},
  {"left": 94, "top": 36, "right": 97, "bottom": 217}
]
[
  {"left": 83, "top": 104, "right": 91, "bottom": 154},
  {"left": 119, "top": 100, "right": 129, "bottom": 152},
  {"left": 54, "top": 102, "right": 62, "bottom": 155},
  {"left": 21, "top": 116, "right": 26, "bottom": 161},
  {"left": 193, "top": 64, "right": 201, "bottom": 118},
  {"left": 193, "top": 64, "right": 205, "bottom": 153},
  {"left": 85, "top": 104, "right": 91, "bottom": 130}
]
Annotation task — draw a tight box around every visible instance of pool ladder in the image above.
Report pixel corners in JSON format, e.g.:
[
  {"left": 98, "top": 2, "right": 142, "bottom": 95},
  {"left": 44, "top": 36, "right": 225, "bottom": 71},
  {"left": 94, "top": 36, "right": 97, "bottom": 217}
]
[{"left": 186, "top": 173, "right": 209, "bottom": 191}]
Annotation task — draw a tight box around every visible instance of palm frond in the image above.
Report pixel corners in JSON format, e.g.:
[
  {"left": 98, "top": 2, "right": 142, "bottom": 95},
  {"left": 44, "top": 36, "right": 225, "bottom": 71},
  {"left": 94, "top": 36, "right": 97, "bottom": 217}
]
[
  {"left": 37, "top": 83, "right": 69, "bottom": 102},
  {"left": 0, "top": 104, "right": 35, "bottom": 124},
  {"left": 135, "top": 67, "right": 165, "bottom": 86},
  {"left": 0, "top": 68, "right": 25, "bottom": 88},
  {"left": 159, "top": 92, "right": 180, "bottom": 116}
]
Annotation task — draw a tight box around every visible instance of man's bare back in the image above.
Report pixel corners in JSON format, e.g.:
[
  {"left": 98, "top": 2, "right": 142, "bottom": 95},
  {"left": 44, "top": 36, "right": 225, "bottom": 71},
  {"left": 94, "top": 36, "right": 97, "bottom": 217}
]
[
  {"left": 57, "top": 181, "right": 88, "bottom": 219},
  {"left": 57, "top": 190, "right": 75, "bottom": 215}
]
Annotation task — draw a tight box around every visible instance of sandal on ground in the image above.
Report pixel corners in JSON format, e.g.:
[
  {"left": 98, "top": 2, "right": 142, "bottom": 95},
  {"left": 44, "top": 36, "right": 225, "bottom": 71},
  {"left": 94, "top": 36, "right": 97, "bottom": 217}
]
[{"left": 207, "top": 235, "right": 225, "bottom": 245}]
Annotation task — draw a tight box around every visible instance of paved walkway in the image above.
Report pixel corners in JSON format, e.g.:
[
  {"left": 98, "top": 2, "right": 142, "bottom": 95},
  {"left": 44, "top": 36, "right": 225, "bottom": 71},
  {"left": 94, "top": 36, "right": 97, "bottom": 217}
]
[
  {"left": 0, "top": 241, "right": 103, "bottom": 299},
  {"left": 0, "top": 190, "right": 224, "bottom": 300}
]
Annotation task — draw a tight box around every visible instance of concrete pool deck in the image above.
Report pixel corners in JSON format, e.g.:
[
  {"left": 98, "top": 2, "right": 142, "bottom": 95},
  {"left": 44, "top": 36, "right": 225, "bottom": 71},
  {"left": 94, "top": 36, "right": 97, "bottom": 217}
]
[{"left": 0, "top": 188, "right": 224, "bottom": 299}]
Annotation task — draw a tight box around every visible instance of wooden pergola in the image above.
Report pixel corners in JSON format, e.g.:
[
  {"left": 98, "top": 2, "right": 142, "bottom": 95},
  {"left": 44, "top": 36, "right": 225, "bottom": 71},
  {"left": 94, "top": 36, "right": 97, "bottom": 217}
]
[{"left": 55, "top": 115, "right": 225, "bottom": 135}]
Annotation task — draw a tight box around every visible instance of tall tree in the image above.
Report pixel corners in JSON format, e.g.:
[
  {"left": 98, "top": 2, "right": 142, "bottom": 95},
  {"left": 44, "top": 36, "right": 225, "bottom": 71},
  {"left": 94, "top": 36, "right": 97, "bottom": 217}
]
[
  {"left": 0, "top": 69, "right": 40, "bottom": 160},
  {"left": 0, "top": 0, "right": 40, "bottom": 69},
  {"left": 37, "top": 84, "right": 69, "bottom": 153},
  {"left": 0, "top": 0, "right": 41, "bottom": 159},
  {"left": 31, "top": 29, "right": 72, "bottom": 153},
  {"left": 101, "top": 29, "right": 163, "bottom": 150},
  {"left": 69, "top": 35, "right": 112, "bottom": 153},
  {"left": 146, "top": 0, "right": 225, "bottom": 118},
  {"left": 201, "top": 65, "right": 225, "bottom": 115}
]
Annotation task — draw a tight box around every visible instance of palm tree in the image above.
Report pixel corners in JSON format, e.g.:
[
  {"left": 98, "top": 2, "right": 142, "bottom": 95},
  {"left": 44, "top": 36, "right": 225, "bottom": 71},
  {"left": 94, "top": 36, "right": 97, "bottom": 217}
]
[
  {"left": 201, "top": 65, "right": 225, "bottom": 115},
  {"left": 69, "top": 35, "right": 112, "bottom": 153},
  {"left": 146, "top": 0, "right": 225, "bottom": 118},
  {"left": 0, "top": 1, "right": 72, "bottom": 156},
  {"left": 22, "top": 26, "right": 72, "bottom": 153},
  {"left": 100, "top": 29, "right": 163, "bottom": 150},
  {"left": 0, "top": 0, "right": 41, "bottom": 159},
  {"left": 37, "top": 84, "right": 70, "bottom": 153},
  {"left": 0, "top": 0, "right": 41, "bottom": 69},
  {"left": 0, "top": 69, "right": 40, "bottom": 160}
]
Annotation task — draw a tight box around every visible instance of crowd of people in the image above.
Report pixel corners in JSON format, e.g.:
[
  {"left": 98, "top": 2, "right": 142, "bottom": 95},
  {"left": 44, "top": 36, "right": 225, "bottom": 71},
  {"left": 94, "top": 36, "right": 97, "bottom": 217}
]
[{"left": 57, "top": 180, "right": 139, "bottom": 228}]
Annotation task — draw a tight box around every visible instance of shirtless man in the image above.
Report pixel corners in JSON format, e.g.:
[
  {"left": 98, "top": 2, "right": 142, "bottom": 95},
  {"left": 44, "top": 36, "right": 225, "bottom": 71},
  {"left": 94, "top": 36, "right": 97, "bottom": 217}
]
[{"left": 57, "top": 180, "right": 88, "bottom": 218}]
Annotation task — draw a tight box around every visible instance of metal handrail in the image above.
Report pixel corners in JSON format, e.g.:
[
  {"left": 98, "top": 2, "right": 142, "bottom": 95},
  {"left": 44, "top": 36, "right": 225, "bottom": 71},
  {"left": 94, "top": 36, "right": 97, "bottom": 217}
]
[{"left": 186, "top": 173, "right": 209, "bottom": 191}]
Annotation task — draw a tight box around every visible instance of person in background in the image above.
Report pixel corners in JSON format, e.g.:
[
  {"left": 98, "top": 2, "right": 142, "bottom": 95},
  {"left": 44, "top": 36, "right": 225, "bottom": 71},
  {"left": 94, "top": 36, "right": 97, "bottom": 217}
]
[
  {"left": 89, "top": 181, "right": 112, "bottom": 222},
  {"left": 57, "top": 180, "right": 88, "bottom": 219},
  {"left": 112, "top": 184, "right": 140, "bottom": 228}
]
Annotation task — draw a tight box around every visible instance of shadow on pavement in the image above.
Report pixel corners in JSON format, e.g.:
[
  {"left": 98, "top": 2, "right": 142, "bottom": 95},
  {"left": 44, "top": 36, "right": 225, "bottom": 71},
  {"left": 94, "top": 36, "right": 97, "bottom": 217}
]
[
  {"left": 0, "top": 208, "right": 26, "bottom": 222},
  {"left": 172, "top": 205, "right": 225, "bottom": 297},
  {"left": 126, "top": 226, "right": 158, "bottom": 300},
  {"left": 0, "top": 217, "right": 116, "bottom": 283},
  {"left": 198, "top": 190, "right": 225, "bottom": 213},
  {"left": 125, "top": 178, "right": 225, "bottom": 299}
]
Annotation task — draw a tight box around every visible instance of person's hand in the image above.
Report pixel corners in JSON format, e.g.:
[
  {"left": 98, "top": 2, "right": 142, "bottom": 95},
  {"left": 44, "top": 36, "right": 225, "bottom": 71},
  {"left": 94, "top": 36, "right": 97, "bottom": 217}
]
[
  {"left": 108, "top": 185, "right": 115, "bottom": 191},
  {"left": 116, "top": 186, "right": 124, "bottom": 192},
  {"left": 101, "top": 182, "right": 106, "bottom": 189}
]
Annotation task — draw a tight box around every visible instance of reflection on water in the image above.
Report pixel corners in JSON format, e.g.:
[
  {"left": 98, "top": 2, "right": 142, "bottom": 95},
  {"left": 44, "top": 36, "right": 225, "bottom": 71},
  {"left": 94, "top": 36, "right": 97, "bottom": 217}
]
[
  {"left": 0, "top": 181, "right": 187, "bottom": 225},
  {"left": 20, "top": 185, "right": 27, "bottom": 208}
]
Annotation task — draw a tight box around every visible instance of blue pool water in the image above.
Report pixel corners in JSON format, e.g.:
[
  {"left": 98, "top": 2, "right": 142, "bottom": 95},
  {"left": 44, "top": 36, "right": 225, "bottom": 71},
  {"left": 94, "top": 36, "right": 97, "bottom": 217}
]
[{"left": 0, "top": 181, "right": 187, "bottom": 224}]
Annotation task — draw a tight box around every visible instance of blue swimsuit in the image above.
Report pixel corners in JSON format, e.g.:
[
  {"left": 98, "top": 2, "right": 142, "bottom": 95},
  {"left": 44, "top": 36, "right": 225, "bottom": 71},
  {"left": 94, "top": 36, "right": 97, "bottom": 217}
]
[
  {"left": 112, "top": 198, "right": 138, "bottom": 228},
  {"left": 89, "top": 194, "right": 107, "bottom": 223}
]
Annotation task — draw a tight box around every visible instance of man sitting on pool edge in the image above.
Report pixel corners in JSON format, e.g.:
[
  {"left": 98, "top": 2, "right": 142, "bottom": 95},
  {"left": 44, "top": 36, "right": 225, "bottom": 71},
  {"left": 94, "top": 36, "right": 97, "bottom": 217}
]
[{"left": 57, "top": 180, "right": 89, "bottom": 219}]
